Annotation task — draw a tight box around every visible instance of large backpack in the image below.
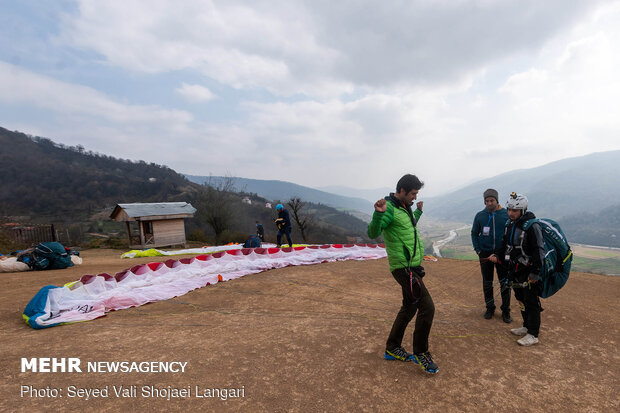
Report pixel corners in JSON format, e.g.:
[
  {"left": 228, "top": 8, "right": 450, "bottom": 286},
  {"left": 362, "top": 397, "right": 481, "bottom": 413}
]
[
  {"left": 32, "top": 242, "right": 74, "bottom": 271},
  {"left": 243, "top": 234, "right": 261, "bottom": 248},
  {"left": 522, "top": 218, "right": 572, "bottom": 298}
]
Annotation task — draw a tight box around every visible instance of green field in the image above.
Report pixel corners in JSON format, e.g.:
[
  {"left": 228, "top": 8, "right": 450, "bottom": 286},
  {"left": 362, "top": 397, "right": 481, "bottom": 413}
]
[
  {"left": 440, "top": 248, "right": 478, "bottom": 261},
  {"left": 571, "top": 256, "right": 620, "bottom": 276}
]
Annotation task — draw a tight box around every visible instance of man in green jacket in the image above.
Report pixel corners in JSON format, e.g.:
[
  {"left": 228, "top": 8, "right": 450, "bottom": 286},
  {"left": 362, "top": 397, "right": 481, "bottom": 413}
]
[{"left": 367, "top": 174, "right": 438, "bottom": 374}]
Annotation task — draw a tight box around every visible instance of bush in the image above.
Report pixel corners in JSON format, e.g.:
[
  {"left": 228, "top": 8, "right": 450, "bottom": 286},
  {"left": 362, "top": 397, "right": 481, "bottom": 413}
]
[
  {"left": 0, "top": 232, "right": 23, "bottom": 253},
  {"left": 187, "top": 229, "right": 207, "bottom": 242},
  {"left": 218, "top": 230, "right": 250, "bottom": 245},
  {"left": 87, "top": 237, "right": 128, "bottom": 249}
]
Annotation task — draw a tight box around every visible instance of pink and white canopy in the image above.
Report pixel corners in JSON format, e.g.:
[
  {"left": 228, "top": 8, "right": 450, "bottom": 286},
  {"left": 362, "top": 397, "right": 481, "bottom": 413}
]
[{"left": 23, "top": 244, "right": 386, "bottom": 329}]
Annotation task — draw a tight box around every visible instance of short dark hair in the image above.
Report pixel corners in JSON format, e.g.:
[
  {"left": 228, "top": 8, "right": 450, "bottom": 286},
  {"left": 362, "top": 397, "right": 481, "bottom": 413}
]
[{"left": 396, "top": 174, "right": 424, "bottom": 193}]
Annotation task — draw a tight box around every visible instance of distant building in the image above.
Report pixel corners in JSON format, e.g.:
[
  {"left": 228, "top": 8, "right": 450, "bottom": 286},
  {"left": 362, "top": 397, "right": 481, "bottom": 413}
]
[
  {"left": 242, "top": 196, "right": 252, "bottom": 205},
  {"left": 110, "top": 202, "right": 196, "bottom": 249}
]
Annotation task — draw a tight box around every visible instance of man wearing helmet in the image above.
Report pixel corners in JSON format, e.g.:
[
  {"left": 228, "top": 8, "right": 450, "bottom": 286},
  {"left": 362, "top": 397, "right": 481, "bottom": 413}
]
[
  {"left": 471, "top": 188, "right": 512, "bottom": 323},
  {"left": 274, "top": 203, "right": 293, "bottom": 248},
  {"left": 489, "top": 193, "right": 546, "bottom": 346}
]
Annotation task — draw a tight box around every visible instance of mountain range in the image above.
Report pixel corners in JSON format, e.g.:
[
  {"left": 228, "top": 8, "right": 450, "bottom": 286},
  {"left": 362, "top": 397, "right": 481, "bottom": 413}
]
[
  {"left": 422, "top": 150, "right": 620, "bottom": 223},
  {"left": 313, "top": 185, "right": 392, "bottom": 204},
  {"left": 186, "top": 151, "right": 620, "bottom": 246},
  {"left": 185, "top": 175, "right": 374, "bottom": 220}
]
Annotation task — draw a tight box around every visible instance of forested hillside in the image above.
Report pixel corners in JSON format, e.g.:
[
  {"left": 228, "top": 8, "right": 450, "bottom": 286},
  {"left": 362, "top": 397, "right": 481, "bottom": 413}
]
[{"left": 0, "top": 127, "right": 199, "bottom": 219}]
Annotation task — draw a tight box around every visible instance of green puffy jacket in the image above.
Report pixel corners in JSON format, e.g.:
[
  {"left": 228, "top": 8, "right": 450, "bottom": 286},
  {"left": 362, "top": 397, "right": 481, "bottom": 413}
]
[{"left": 367, "top": 195, "right": 424, "bottom": 272}]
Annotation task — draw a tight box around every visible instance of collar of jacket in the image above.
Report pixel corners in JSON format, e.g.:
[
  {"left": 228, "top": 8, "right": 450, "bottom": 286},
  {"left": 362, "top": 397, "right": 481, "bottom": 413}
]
[{"left": 385, "top": 193, "right": 417, "bottom": 227}]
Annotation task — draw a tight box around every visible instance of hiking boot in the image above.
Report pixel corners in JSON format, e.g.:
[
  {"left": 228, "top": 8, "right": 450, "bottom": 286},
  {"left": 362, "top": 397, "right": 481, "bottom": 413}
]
[
  {"left": 517, "top": 334, "right": 539, "bottom": 346},
  {"left": 483, "top": 308, "right": 494, "bottom": 319},
  {"left": 384, "top": 347, "right": 414, "bottom": 362},
  {"left": 510, "top": 326, "right": 528, "bottom": 336},
  {"left": 502, "top": 312, "right": 512, "bottom": 323},
  {"left": 413, "top": 352, "right": 439, "bottom": 374}
]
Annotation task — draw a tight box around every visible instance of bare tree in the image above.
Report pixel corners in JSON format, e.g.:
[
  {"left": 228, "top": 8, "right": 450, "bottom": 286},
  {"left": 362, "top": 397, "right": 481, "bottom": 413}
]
[
  {"left": 195, "top": 175, "right": 236, "bottom": 244},
  {"left": 287, "top": 197, "right": 314, "bottom": 242}
]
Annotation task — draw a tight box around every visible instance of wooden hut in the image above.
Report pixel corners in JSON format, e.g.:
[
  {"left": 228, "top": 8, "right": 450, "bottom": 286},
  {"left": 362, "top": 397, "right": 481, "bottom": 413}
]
[{"left": 110, "top": 202, "right": 196, "bottom": 249}]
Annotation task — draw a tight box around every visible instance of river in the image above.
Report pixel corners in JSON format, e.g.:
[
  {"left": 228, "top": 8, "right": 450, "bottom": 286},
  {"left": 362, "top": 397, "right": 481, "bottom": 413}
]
[{"left": 432, "top": 225, "right": 470, "bottom": 257}]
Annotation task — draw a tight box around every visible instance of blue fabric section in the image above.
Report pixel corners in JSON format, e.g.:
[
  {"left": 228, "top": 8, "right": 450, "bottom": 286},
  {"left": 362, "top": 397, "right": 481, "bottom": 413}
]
[{"left": 23, "top": 285, "right": 61, "bottom": 329}]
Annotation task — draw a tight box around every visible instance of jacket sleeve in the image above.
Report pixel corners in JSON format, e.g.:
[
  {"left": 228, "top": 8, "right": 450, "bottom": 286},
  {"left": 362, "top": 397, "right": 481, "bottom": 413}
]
[
  {"left": 413, "top": 208, "right": 422, "bottom": 222},
  {"left": 367, "top": 205, "right": 394, "bottom": 239},
  {"left": 471, "top": 213, "right": 481, "bottom": 254}
]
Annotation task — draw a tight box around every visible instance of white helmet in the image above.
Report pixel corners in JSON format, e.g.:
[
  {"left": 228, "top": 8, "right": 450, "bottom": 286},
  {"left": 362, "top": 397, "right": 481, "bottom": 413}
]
[{"left": 506, "top": 192, "right": 528, "bottom": 210}]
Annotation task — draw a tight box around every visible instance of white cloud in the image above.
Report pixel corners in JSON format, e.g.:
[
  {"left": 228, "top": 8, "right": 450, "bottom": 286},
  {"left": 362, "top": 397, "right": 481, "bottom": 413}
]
[
  {"left": 1, "top": 1, "right": 619, "bottom": 197},
  {"left": 0, "top": 62, "right": 192, "bottom": 125},
  {"left": 59, "top": 0, "right": 603, "bottom": 97},
  {"left": 175, "top": 83, "right": 217, "bottom": 103}
]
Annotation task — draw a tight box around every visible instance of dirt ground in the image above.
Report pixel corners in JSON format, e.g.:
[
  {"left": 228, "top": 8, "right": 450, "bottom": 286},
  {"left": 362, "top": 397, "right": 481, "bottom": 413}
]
[{"left": 1, "top": 249, "right": 618, "bottom": 412}]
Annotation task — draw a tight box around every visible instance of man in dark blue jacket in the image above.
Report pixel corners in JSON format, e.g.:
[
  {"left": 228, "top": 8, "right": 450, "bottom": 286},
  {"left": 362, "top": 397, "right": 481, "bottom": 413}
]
[
  {"left": 471, "top": 189, "right": 511, "bottom": 322},
  {"left": 256, "top": 221, "right": 265, "bottom": 242},
  {"left": 275, "top": 204, "right": 293, "bottom": 248}
]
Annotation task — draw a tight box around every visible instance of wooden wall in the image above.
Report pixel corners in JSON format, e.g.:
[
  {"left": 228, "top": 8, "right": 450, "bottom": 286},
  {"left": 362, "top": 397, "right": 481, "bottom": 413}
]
[{"left": 151, "top": 219, "right": 186, "bottom": 247}]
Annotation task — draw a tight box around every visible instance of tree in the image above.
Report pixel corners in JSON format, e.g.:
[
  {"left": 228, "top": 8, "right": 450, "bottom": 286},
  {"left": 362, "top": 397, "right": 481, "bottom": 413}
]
[
  {"left": 195, "top": 176, "right": 237, "bottom": 244},
  {"left": 287, "top": 197, "right": 313, "bottom": 242}
]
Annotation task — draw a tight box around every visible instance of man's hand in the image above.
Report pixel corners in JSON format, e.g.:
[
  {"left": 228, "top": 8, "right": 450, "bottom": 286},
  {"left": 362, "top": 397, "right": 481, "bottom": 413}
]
[
  {"left": 488, "top": 254, "right": 499, "bottom": 263},
  {"left": 374, "top": 199, "right": 387, "bottom": 213},
  {"left": 416, "top": 201, "right": 423, "bottom": 211}
]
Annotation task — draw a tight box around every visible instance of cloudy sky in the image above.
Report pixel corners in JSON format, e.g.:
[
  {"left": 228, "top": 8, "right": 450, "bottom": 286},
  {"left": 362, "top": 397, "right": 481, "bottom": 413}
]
[{"left": 1, "top": 0, "right": 619, "bottom": 196}]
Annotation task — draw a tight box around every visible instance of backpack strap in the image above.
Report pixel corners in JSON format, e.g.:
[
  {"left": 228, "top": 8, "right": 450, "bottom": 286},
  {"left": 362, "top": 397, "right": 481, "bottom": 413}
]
[{"left": 521, "top": 218, "right": 536, "bottom": 231}]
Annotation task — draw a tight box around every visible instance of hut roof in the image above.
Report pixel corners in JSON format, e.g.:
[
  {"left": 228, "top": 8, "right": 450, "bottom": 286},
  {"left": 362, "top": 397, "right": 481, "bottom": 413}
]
[{"left": 110, "top": 202, "right": 196, "bottom": 220}]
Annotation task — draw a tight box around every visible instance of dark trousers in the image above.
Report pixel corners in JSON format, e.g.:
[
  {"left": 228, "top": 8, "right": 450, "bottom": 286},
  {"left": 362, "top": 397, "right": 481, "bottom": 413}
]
[
  {"left": 479, "top": 253, "right": 510, "bottom": 312},
  {"left": 386, "top": 267, "right": 435, "bottom": 354},
  {"left": 513, "top": 282, "right": 542, "bottom": 337},
  {"left": 277, "top": 228, "right": 292, "bottom": 247}
]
